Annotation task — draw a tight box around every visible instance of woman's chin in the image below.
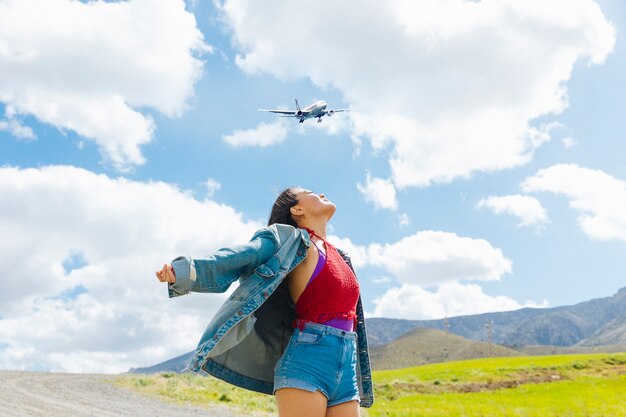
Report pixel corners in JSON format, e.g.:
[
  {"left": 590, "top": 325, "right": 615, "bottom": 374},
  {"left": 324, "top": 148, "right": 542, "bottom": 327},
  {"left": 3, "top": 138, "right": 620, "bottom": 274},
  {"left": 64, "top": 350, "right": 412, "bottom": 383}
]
[{"left": 324, "top": 204, "right": 337, "bottom": 219}]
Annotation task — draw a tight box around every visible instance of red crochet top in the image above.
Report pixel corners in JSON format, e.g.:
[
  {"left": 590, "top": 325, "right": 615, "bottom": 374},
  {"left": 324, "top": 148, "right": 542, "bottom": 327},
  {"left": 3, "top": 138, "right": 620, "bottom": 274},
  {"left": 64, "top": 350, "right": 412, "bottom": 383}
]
[{"left": 293, "top": 227, "right": 360, "bottom": 331}]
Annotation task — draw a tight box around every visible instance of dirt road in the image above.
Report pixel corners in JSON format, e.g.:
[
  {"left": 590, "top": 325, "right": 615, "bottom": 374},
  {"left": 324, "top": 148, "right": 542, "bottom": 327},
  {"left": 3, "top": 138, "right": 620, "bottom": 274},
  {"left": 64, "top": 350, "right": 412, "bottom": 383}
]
[{"left": 0, "top": 371, "right": 241, "bottom": 417}]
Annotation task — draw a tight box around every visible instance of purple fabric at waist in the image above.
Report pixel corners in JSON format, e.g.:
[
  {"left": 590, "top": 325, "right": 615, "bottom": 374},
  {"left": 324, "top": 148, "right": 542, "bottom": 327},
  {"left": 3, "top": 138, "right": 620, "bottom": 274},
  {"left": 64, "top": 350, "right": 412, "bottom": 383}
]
[
  {"left": 321, "top": 317, "right": 354, "bottom": 332},
  {"left": 302, "top": 245, "right": 354, "bottom": 332}
]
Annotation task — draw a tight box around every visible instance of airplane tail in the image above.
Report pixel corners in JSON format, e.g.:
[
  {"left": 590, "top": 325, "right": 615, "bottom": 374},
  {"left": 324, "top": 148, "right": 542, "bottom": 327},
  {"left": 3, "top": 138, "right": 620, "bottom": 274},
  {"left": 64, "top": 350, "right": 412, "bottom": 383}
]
[{"left": 295, "top": 99, "right": 301, "bottom": 112}]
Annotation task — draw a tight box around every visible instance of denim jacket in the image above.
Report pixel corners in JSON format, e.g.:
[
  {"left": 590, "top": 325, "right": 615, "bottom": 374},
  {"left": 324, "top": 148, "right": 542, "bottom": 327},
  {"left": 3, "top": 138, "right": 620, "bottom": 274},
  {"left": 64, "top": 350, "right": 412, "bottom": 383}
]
[{"left": 167, "top": 223, "right": 374, "bottom": 408}]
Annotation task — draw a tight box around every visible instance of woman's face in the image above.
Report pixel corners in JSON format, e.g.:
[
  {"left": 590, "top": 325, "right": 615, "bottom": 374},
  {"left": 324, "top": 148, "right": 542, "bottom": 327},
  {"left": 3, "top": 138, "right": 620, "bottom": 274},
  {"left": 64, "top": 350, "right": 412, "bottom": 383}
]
[{"left": 291, "top": 188, "right": 336, "bottom": 222}]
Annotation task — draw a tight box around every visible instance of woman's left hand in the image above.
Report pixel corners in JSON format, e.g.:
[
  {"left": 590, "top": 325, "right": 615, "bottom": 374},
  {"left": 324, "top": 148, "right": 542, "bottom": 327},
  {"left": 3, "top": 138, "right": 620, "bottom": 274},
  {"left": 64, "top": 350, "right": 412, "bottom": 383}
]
[{"left": 156, "top": 264, "right": 176, "bottom": 283}]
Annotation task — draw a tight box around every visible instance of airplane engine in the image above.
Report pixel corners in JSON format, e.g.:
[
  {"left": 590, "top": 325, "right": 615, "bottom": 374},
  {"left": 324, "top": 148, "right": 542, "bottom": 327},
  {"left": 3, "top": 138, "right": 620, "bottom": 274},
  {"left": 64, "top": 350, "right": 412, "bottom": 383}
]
[
  {"left": 296, "top": 110, "right": 303, "bottom": 117},
  {"left": 327, "top": 110, "right": 334, "bottom": 117}
]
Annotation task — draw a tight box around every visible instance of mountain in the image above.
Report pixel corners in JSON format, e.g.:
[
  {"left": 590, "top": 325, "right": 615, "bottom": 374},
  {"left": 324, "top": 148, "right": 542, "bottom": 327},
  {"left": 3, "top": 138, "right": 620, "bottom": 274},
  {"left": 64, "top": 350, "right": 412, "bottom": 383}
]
[
  {"left": 365, "top": 316, "right": 424, "bottom": 347},
  {"left": 577, "top": 311, "right": 626, "bottom": 347},
  {"left": 128, "top": 286, "right": 626, "bottom": 373},
  {"left": 128, "top": 351, "right": 194, "bottom": 374},
  {"left": 366, "top": 286, "right": 626, "bottom": 348},
  {"left": 369, "top": 327, "right": 519, "bottom": 370}
]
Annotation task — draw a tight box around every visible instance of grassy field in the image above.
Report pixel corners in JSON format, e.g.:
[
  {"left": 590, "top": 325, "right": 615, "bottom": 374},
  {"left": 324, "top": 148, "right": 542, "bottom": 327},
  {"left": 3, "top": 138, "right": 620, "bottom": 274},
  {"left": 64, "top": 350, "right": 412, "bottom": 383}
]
[
  {"left": 115, "top": 371, "right": 276, "bottom": 416},
  {"left": 116, "top": 352, "right": 626, "bottom": 416},
  {"left": 370, "top": 352, "right": 626, "bottom": 416}
]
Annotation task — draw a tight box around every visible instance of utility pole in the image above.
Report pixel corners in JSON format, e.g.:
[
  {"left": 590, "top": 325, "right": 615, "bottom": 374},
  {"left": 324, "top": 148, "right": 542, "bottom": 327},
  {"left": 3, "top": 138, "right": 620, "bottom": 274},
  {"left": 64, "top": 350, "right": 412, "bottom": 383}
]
[
  {"left": 485, "top": 320, "right": 494, "bottom": 357},
  {"left": 443, "top": 316, "right": 450, "bottom": 360}
]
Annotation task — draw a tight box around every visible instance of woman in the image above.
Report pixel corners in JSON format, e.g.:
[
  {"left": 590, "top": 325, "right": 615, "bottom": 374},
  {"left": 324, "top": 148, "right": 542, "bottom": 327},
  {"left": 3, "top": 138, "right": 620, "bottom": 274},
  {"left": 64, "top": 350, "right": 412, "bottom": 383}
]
[{"left": 156, "top": 187, "right": 374, "bottom": 417}]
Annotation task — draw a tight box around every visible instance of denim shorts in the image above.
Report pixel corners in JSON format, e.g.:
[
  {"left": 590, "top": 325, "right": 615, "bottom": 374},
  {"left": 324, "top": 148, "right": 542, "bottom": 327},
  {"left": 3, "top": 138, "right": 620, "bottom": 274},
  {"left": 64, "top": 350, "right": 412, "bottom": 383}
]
[{"left": 273, "top": 321, "right": 360, "bottom": 407}]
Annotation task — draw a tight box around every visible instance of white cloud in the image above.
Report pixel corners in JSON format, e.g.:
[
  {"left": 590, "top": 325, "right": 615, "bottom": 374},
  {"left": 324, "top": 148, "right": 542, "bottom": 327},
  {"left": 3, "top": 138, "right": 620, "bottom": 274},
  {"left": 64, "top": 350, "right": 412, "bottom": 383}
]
[
  {"left": 356, "top": 173, "right": 398, "bottom": 211},
  {"left": 186, "top": 0, "right": 200, "bottom": 9},
  {"left": 477, "top": 194, "right": 549, "bottom": 227},
  {"left": 371, "top": 276, "right": 393, "bottom": 285},
  {"left": 0, "top": 0, "right": 210, "bottom": 171},
  {"left": 218, "top": 0, "right": 615, "bottom": 187},
  {"left": 0, "top": 165, "right": 261, "bottom": 373},
  {"left": 562, "top": 137, "right": 577, "bottom": 148},
  {"left": 330, "top": 230, "right": 523, "bottom": 319},
  {"left": 371, "top": 282, "right": 548, "bottom": 320},
  {"left": 0, "top": 116, "right": 35, "bottom": 140},
  {"left": 522, "top": 164, "right": 626, "bottom": 242},
  {"left": 330, "top": 230, "right": 512, "bottom": 287},
  {"left": 222, "top": 119, "right": 289, "bottom": 147},
  {"left": 366, "top": 231, "right": 512, "bottom": 286},
  {"left": 397, "top": 212, "right": 411, "bottom": 227},
  {"left": 327, "top": 236, "right": 369, "bottom": 270},
  {"left": 204, "top": 177, "right": 221, "bottom": 197}
]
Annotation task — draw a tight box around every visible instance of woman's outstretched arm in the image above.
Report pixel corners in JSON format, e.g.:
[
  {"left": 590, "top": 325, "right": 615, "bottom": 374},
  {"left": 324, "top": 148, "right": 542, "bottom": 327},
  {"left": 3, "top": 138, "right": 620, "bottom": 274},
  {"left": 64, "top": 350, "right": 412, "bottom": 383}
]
[{"left": 157, "top": 227, "right": 278, "bottom": 298}]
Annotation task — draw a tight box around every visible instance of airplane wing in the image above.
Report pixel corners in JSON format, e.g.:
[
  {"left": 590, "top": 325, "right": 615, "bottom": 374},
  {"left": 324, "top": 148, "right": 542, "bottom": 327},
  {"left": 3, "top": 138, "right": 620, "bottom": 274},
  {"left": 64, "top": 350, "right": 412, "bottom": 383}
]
[
  {"left": 257, "top": 109, "right": 297, "bottom": 115},
  {"left": 323, "top": 109, "right": 349, "bottom": 114}
]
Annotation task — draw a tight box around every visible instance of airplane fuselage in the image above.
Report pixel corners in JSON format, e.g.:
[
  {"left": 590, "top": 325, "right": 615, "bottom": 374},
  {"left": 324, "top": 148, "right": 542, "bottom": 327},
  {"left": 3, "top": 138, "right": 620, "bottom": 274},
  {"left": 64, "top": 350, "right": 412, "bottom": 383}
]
[
  {"left": 300, "top": 100, "right": 327, "bottom": 119},
  {"left": 259, "top": 99, "right": 346, "bottom": 123}
]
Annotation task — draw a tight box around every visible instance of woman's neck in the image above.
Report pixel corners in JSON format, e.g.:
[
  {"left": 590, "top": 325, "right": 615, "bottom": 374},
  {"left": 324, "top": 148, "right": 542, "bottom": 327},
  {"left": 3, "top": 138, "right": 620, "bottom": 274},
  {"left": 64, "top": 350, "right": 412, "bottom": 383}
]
[{"left": 299, "top": 219, "right": 328, "bottom": 240}]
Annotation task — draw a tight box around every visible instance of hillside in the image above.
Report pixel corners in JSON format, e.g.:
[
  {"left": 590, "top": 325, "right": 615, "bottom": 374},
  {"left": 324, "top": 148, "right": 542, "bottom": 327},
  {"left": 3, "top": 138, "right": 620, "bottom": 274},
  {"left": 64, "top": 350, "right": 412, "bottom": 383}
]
[
  {"left": 128, "top": 351, "right": 194, "bottom": 374},
  {"left": 368, "top": 353, "right": 626, "bottom": 417},
  {"left": 369, "top": 327, "right": 519, "bottom": 370},
  {"left": 577, "top": 311, "right": 626, "bottom": 346},
  {"left": 367, "top": 286, "right": 626, "bottom": 348},
  {"left": 518, "top": 344, "right": 626, "bottom": 356},
  {"left": 129, "top": 286, "right": 626, "bottom": 373},
  {"left": 121, "top": 353, "right": 626, "bottom": 417}
]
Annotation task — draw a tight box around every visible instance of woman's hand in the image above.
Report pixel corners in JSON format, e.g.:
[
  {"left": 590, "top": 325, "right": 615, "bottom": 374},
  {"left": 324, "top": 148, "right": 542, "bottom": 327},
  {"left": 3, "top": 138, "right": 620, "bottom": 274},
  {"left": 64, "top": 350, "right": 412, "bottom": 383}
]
[{"left": 156, "top": 264, "right": 176, "bottom": 283}]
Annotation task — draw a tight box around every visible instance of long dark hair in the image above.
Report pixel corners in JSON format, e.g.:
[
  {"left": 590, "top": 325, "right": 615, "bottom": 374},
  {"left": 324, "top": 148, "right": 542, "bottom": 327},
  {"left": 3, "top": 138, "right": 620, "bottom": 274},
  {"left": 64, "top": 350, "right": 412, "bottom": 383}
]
[{"left": 268, "top": 187, "right": 299, "bottom": 227}]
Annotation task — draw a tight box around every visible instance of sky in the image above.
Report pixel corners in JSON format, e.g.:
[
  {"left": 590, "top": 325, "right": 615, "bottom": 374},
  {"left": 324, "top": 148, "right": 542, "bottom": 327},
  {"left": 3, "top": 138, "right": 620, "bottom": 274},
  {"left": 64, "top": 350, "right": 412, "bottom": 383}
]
[{"left": 1, "top": 0, "right": 625, "bottom": 373}]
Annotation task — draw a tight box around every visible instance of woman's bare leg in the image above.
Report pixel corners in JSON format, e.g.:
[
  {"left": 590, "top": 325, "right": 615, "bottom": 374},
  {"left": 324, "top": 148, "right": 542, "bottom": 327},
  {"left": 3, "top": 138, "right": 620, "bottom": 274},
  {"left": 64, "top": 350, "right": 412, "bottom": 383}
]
[
  {"left": 325, "top": 400, "right": 361, "bottom": 417},
  {"left": 275, "top": 387, "right": 327, "bottom": 417}
]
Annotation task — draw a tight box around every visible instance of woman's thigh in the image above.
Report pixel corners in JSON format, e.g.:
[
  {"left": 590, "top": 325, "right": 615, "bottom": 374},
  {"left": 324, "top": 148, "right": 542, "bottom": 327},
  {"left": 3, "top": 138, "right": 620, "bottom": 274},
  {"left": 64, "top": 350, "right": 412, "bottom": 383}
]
[
  {"left": 325, "top": 400, "right": 360, "bottom": 417},
  {"left": 275, "top": 387, "right": 327, "bottom": 417}
]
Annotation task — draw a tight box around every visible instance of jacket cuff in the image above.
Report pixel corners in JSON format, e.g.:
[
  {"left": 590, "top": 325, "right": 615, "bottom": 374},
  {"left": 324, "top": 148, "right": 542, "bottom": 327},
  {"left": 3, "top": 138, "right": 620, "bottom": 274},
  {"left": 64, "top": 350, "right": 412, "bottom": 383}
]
[{"left": 167, "top": 255, "right": 197, "bottom": 298}]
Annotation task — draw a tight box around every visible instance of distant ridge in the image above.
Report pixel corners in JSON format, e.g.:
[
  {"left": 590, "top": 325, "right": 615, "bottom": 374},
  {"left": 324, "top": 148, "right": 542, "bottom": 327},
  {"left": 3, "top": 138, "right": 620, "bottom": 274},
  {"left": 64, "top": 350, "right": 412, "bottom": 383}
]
[
  {"left": 366, "top": 286, "right": 626, "bottom": 348},
  {"left": 129, "top": 286, "right": 626, "bottom": 373},
  {"left": 369, "top": 327, "right": 519, "bottom": 370},
  {"left": 577, "top": 311, "right": 626, "bottom": 346},
  {"left": 128, "top": 350, "right": 193, "bottom": 374}
]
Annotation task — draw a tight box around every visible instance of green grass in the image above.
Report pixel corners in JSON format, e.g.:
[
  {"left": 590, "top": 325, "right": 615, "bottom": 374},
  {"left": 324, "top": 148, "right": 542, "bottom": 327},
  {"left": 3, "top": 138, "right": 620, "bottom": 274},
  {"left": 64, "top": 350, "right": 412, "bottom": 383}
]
[
  {"left": 115, "top": 353, "right": 626, "bottom": 416},
  {"left": 369, "top": 353, "right": 626, "bottom": 417},
  {"left": 114, "top": 372, "right": 277, "bottom": 416}
]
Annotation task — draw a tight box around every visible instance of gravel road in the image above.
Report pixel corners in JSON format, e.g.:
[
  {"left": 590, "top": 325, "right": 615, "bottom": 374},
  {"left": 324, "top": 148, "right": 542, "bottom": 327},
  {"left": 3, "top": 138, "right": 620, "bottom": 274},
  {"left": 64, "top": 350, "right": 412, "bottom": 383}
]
[{"left": 0, "top": 371, "right": 243, "bottom": 417}]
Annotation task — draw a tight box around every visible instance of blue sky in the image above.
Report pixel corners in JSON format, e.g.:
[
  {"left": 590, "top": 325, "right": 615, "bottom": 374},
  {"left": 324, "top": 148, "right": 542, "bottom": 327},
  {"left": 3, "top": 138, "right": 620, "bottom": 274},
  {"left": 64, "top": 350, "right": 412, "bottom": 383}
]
[{"left": 1, "top": 0, "right": 625, "bottom": 372}]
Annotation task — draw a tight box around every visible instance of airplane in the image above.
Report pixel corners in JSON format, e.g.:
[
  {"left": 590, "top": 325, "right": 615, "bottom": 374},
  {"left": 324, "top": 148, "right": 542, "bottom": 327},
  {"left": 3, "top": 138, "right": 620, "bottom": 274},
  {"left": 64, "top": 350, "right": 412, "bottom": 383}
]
[{"left": 258, "top": 99, "right": 348, "bottom": 123}]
